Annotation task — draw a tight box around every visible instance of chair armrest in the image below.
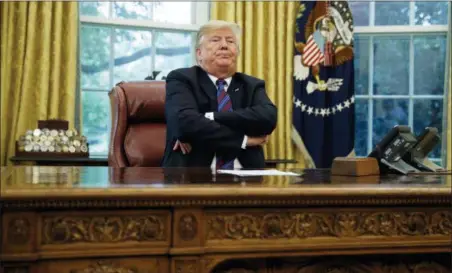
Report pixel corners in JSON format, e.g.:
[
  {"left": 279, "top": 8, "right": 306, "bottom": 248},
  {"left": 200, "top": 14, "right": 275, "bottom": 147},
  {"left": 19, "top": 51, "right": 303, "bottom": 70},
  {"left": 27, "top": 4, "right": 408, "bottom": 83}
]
[{"left": 108, "top": 86, "right": 129, "bottom": 167}]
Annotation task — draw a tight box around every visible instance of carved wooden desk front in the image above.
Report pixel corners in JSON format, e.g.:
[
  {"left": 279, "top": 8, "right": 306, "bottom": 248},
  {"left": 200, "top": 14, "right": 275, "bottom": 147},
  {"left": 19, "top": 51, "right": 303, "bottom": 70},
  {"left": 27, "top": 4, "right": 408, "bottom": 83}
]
[{"left": 1, "top": 166, "right": 451, "bottom": 273}]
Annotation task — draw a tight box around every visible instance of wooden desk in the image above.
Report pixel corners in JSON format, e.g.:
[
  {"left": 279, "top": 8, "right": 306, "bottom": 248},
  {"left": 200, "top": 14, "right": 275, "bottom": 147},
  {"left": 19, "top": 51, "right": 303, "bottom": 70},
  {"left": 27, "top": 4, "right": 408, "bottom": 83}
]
[
  {"left": 9, "top": 155, "right": 108, "bottom": 166},
  {"left": 1, "top": 167, "right": 451, "bottom": 273},
  {"left": 9, "top": 156, "right": 296, "bottom": 168}
]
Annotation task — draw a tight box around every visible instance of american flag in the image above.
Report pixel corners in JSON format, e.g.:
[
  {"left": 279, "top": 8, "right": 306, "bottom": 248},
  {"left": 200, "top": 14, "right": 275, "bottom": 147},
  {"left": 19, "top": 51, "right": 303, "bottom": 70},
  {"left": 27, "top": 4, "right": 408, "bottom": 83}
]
[
  {"left": 293, "top": 1, "right": 355, "bottom": 169},
  {"left": 302, "top": 32, "right": 325, "bottom": 66}
]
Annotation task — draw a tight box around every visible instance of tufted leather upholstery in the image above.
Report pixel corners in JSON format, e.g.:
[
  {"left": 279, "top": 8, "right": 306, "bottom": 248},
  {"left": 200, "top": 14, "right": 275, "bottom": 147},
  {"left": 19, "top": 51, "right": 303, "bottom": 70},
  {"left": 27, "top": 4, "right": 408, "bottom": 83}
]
[{"left": 108, "top": 81, "right": 166, "bottom": 167}]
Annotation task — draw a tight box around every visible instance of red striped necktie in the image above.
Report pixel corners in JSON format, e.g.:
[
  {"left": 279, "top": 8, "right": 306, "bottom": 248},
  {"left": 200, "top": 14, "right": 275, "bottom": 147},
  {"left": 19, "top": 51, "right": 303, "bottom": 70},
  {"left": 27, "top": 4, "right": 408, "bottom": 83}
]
[{"left": 216, "top": 79, "right": 234, "bottom": 169}]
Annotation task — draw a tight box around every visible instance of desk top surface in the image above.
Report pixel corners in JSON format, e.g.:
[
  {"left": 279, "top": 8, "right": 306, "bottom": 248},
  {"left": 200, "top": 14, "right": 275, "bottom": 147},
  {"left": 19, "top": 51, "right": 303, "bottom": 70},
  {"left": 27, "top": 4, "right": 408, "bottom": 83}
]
[{"left": 1, "top": 166, "right": 450, "bottom": 200}]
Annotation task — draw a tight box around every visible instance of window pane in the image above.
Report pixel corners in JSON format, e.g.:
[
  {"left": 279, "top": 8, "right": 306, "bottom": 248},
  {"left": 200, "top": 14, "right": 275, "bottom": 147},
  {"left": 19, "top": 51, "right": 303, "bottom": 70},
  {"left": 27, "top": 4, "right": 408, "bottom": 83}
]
[
  {"left": 349, "top": 1, "right": 370, "bottom": 26},
  {"left": 152, "top": 2, "right": 193, "bottom": 24},
  {"left": 80, "top": 1, "right": 109, "bottom": 18},
  {"left": 373, "top": 36, "right": 409, "bottom": 95},
  {"left": 355, "top": 99, "right": 369, "bottom": 156},
  {"left": 82, "top": 91, "right": 111, "bottom": 155},
  {"left": 113, "top": 29, "right": 152, "bottom": 84},
  {"left": 375, "top": 2, "right": 409, "bottom": 26},
  {"left": 415, "top": 1, "right": 449, "bottom": 25},
  {"left": 431, "top": 159, "right": 443, "bottom": 167},
  {"left": 81, "top": 26, "right": 111, "bottom": 89},
  {"left": 155, "top": 32, "right": 193, "bottom": 73},
  {"left": 414, "top": 35, "right": 447, "bottom": 95},
  {"left": 413, "top": 99, "right": 443, "bottom": 158},
  {"left": 354, "top": 35, "right": 369, "bottom": 95},
  {"left": 113, "top": 1, "right": 153, "bottom": 20},
  {"left": 372, "top": 99, "right": 408, "bottom": 147}
]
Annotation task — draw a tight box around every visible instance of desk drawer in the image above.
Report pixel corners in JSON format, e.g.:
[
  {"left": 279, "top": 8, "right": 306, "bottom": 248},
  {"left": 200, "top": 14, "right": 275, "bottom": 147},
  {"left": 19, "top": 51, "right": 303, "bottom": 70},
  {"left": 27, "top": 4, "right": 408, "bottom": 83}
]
[
  {"left": 37, "top": 257, "right": 168, "bottom": 273},
  {"left": 1, "top": 210, "right": 171, "bottom": 260},
  {"left": 38, "top": 210, "right": 171, "bottom": 257}
]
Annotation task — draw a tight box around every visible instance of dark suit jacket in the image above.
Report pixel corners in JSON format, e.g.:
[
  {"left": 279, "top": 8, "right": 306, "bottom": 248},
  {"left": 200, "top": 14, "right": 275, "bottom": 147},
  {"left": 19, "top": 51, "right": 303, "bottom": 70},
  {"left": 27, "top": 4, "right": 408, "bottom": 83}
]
[{"left": 161, "top": 66, "right": 277, "bottom": 168}]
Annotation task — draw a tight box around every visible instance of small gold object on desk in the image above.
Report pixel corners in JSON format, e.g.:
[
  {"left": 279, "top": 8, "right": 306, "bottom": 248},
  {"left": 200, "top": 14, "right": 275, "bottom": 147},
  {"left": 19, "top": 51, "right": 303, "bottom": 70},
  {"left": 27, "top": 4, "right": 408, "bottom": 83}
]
[
  {"left": 331, "top": 157, "right": 380, "bottom": 176},
  {"left": 15, "top": 119, "right": 89, "bottom": 158}
]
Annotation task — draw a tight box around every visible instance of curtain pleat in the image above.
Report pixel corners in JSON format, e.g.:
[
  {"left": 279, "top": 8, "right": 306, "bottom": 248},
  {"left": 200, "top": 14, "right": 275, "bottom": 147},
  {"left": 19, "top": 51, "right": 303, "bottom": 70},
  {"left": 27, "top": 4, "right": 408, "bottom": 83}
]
[{"left": 0, "top": 2, "right": 79, "bottom": 166}]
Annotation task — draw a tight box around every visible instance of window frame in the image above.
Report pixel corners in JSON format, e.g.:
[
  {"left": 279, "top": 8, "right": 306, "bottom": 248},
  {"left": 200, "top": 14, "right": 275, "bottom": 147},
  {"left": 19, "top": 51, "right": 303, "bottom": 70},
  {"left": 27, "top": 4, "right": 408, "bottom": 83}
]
[
  {"left": 353, "top": 1, "right": 450, "bottom": 165},
  {"left": 79, "top": 2, "right": 210, "bottom": 156}
]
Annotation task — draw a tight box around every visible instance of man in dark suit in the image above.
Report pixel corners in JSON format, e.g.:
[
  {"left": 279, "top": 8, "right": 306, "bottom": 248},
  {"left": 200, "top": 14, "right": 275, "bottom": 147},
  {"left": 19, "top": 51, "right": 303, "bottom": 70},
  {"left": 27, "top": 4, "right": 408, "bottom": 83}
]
[{"left": 162, "top": 20, "right": 277, "bottom": 169}]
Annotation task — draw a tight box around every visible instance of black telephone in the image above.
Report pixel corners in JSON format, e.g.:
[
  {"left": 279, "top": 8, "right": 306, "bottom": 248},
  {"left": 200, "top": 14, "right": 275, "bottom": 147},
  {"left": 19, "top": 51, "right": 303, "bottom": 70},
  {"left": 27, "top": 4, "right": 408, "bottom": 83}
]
[
  {"left": 368, "top": 125, "right": 420, "bottom": 175},
  {"left": 402, "top": 127, "right": 444, "bottom": 172}
]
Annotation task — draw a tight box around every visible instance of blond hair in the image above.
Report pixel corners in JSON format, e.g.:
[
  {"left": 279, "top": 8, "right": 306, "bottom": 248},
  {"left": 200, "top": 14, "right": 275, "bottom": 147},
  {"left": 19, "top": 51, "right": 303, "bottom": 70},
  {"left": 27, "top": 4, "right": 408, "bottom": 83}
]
[{"left": 195, "top": 20, "right": 241, "bottom": 63}]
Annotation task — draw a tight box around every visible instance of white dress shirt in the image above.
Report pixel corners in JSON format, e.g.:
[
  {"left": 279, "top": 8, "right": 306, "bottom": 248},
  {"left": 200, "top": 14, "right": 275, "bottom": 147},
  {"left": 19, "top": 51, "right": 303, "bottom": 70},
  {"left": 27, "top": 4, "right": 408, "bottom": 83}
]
[{"left": 205, "top": 73, "right": 247, "bottom": 169}]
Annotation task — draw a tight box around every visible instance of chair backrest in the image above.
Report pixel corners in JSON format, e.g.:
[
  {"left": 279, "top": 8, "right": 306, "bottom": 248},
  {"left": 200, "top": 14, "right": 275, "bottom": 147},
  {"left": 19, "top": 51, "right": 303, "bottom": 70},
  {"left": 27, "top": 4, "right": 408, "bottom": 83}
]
[{"left": 108, "top": 81, "right": 166, "bottom": 167}]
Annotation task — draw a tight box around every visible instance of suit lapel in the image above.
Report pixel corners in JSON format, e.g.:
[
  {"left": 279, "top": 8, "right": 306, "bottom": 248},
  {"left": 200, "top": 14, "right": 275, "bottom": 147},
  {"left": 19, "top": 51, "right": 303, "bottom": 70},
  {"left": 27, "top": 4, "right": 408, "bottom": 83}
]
[
  {"left": 197, "top": 68, "right": 244, "bottom": 110},
  {"left": 227, "top": 75, "right": 244, "bottom": 109},
  {"left": 198, "top": 68, "right": 217, "bottom": 106}
]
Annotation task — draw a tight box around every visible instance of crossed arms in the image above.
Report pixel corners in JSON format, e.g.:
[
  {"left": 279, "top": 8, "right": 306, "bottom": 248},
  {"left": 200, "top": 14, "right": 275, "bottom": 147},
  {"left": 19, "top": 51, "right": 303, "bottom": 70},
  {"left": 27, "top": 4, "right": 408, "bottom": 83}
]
[{"left": 165, "top": 70, "right": 277, "bottom": 151}]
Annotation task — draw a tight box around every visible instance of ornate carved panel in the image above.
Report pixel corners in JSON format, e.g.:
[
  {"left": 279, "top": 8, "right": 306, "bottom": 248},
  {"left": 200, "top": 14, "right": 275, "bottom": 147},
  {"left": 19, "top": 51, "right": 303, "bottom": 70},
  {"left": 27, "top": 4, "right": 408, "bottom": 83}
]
[
  {"left": 2, "top": 212, "right": 36, "bottom": 254},
  {"left": 172, "top": 209, "right": 202, "bottom": 247},
  {"left": 39, "top": 258, "right": 163, "bottom": 273},
  {"left": 211, "top": 256, "right": 450, "bottom": 273},
  {"left": 203, "top": 257, "right": 219, "bottom": 273},
  {"left": 293, "top": 261, "right": 449, "bottom": 273},
  {"left": 178, "top": 213, "right": 198, "bottom": 241},
  {"left": 206, "top": 210, "right": 452, "bottom": 241},
  {"left": 174, "top": 259, "right": 198, "bottom": 273},
  {"left": 275, "top": 259, "right": 449, "bottom": 273},
  {"left": 7, "top": 218, "right": 31, "bottom": 245},
  {"left": 42, "top": 214, "right": 168, "bottom": 245},
  {"left": 214, "top": 261, "right": 449, "bottom": 273},
  {"left": 69, "top": 261, "right": 138, "bottom": 273}
]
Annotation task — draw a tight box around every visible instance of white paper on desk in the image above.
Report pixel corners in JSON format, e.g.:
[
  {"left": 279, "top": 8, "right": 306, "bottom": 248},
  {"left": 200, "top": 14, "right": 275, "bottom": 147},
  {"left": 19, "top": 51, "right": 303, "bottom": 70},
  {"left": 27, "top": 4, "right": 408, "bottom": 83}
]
[{"left": 217, "top": 169, "right": 300, "bottom": 177}]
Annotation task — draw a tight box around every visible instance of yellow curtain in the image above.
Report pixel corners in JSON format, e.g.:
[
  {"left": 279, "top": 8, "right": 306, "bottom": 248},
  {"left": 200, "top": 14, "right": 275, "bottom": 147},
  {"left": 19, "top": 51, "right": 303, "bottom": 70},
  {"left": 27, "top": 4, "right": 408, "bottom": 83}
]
[
  {"left": 211, "top": 1, "right": 313, "bottom": 169},
  {"left": 0, "top": 2, "right": 78, "bottom": 166}
]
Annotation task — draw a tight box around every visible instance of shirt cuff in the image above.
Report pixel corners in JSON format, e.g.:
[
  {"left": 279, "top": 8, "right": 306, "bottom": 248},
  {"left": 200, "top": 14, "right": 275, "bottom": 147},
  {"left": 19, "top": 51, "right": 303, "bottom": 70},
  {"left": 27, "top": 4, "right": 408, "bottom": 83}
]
[
  {"left": 241, "top": 135, "right": 247, "bottom": 149},
  {"left": 204, "top": 112, "right": 214, "bottom": 120}
]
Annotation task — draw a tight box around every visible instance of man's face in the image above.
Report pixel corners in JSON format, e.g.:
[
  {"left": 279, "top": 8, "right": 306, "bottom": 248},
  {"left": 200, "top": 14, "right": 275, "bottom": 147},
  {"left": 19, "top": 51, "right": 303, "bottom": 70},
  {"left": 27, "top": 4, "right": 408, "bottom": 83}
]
[{"left": 197, "top": 27, "right": 238, "bottom": 74}]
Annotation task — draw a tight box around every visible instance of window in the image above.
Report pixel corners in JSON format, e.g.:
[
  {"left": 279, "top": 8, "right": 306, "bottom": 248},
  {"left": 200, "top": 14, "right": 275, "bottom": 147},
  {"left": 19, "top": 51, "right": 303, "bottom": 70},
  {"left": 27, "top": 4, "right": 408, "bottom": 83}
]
[
  {"left": 79, "top": 2, "right": 209, "bottom": 155},
  {"left": 350, "top": 1, "right": 450, "bottom": 166}
]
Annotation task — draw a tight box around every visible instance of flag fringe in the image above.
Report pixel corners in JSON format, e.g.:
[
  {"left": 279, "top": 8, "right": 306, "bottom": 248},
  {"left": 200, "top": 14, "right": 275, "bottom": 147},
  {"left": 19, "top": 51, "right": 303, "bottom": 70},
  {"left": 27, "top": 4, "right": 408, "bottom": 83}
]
[
  {"left": 292, "top": 127, "right": 356, "bottom": 168},
  {"left": 291, "top": 127, "right": 316, "bottom": 168}
]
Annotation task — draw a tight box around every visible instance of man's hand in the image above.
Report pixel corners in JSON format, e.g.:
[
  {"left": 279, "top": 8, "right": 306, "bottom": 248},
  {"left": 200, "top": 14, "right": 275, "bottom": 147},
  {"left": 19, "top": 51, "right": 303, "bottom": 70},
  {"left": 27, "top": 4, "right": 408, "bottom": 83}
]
[
  {"left": 246, "top": 135, "right": 269, "bottom": 147},
  {"left": 173, "top": 140, "right": 192, "bottom": 154}
]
